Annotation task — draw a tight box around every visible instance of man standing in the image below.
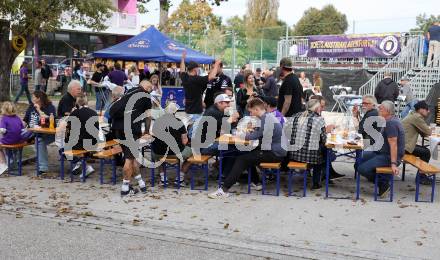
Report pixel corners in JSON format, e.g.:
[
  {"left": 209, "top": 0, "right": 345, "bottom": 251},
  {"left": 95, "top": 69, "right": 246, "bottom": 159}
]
[
  {"left": 254, "top": 68, "right": 266, "bottom": 89},
  {"left": 262, "top": 68, "right": 278, "bottom": 97},
  {"left": 108, "top": 63, "right": 127, "bottom": 87},
  {"left": 109, "top": 80, "right": 152, "bottom": 196},
  {"left": 15, "top": 61, "right": 32, "bottom": 104},
  {"left": 34, "top": 61, "right": 44, "bottom": 92},
  {"left": 358, "top": 101, "right": 405, "bottom": 197},
  {"left": 277, "top": 57, "right": 303, "bottom": 117},
  {"left": 180, "top": 50, "right": 220, "bottom": 125},
  {"left": 89, "top": 63, "right": 107, "bottom": 112},
  {"left": 427, "top": 21, "right": 440, "bottom": 67},
  {"left": 41, "top": 59, "right": 52, "bottom": 93},
  {"left": 233, "top": 65, "right": 247, "bottom": 90},
  {"left": 57, "top": 80, "right": 82, "bottom": 118},
  {"left": 204, "top": 62, "right": 232, "bottom": 108},
  {"left": 374, "top": 72, "right": 399, "bottom": 104},
  {"left": 400, "top": 77, "right": 417, "bottom": 118},
  {"left": 402, "top": 101, "right": 432, "bottom": 185}
]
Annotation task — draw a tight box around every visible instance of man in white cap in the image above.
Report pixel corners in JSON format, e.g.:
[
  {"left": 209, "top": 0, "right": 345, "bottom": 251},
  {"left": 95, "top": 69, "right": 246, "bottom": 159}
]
[{"left": 198, "top": 93, "right": 239, "bottom": 156}]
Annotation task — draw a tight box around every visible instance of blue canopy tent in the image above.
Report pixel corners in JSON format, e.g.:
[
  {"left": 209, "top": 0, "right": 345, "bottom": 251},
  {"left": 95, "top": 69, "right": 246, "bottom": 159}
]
[{"left": 93, "top": 26, "right": 214, "bottom": 64}]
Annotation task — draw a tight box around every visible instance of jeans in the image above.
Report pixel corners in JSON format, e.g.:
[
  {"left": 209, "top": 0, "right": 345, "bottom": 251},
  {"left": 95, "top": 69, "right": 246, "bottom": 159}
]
[
  {"left": 37, "top": 135, "right": 55, "bottom": 172},
  {"left": 95, "top": 88, "right": 109, "bottom": 111},
  {"left": 358, "top": 151, "right": 391, "bottom": 186},
  {"left": 223, "top": 150, "right": 282, "bottom": 190},
  {"left": 14, "top": 83, "right": 32, "bottom": 104},
  {"left": 409, "top": 145, "right": 431, "bottom": 183},
  {"left": 187, "top": 114, "right": 202, "bottom": 139},
  {"left": 400, "top": 99, "right": 418, "bottom": 119}
]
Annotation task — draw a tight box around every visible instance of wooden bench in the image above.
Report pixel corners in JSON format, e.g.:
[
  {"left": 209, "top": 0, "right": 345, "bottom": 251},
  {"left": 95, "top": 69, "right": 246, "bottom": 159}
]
[
  {"left": 93, "top": 146, "right": 123, "bottom": 185},
  {"left": 287, "top": 162, "right": 308, "bottom": 197},
  {"left": 0, "top": 142, "right": 33, "bottom": 176},
  {"left": 259, "top": 162, "right": 281, "bottom": 196},
  {"left": 402, "top": 154, "right": 440, "bottom": 202},
  {"left": 374, "top": 166, "right": 395, "bottom": 202},
  {"left": 150, "top": 155, "right": 181, "bottom": 189},
  {"left": 187, "top": 155, "right": 212, "bottom": 191}
]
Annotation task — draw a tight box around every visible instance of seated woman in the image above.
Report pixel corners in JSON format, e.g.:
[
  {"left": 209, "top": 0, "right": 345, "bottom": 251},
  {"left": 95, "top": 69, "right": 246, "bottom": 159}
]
[
  {"left": 23, "top": 91, "right": 56, "bottom": 175},
  {"left": 151, "top": 102, "right": 192, "bottom": 187},
  {"left": 208, "top": 98, "right": 287, "bottom": 199},
  {"left": 0, "top": 102, "right": 27, "bottom": 175},
  {"left": 288, "top": 99, "right": 327, "bottom": 189}
]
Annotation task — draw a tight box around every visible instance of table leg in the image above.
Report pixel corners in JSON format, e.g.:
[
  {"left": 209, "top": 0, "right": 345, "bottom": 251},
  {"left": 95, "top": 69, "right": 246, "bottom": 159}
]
[
  {"left": 35, "top": 134, "right": 40, "bottom": 176},
  {"left": 325, "top": 149, "right": 330, "bottom": 198},
  {"left": 218, "top": 150, "right": 223, "bottom": 188},
  {"left": 355, "top": 149, "right": 362, "bottom": 200}
]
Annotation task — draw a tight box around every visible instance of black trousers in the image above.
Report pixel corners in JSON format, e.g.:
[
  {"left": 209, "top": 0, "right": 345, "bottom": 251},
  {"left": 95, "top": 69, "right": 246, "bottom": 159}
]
[
  {"left": 223, "top": 150, "right": 283, "bottom": 190},
  {"left": 410, "top": 145, "right": 431, "bottom": 162}
]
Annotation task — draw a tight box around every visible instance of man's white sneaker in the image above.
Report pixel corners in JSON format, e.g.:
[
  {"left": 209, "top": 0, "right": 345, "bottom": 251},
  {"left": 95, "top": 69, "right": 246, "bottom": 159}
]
[
  {"left": 80, "top": 165, "right": 95, "bottom": 179},
  {"left": 0, "top": 164, "right": 8, "bottom": 176},
  {"left": 72, "top": 162, "right": 81, "bottom": 175},
  {"left": 208, "top": 188, "right": 230, "bottom": 199},
  {"left": 251, "top": 183, "right": 262, "bottom": 191}
]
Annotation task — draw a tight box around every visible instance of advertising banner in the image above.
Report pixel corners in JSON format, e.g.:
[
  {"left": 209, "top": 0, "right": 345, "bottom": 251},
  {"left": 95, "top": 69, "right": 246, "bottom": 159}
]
[{"left": 307, "top": 34, "right": 401, "bottom": 58}]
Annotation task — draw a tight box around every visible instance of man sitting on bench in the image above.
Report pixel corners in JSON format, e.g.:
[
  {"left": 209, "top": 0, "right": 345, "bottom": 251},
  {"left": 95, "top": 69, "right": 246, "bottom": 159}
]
[
  {"left": 208, "top": 98, "right": 287, "bottom": 199},
  {"left": 402, "top": 101, "right": 432, "bottom": 185},
  {"left": 358, "top": 101, "right": 405, "bottom": 197}
]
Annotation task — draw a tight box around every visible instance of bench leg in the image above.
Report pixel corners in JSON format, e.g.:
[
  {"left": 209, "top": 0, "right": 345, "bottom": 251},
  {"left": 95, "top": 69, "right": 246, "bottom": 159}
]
[
  {"left": 81, "top": 157, "right": 86, "bottom": 183},
  {"left": 176, "top": 163, "right": 181, "bottom": 190},
  {"left": 303, "top": 170, "right": 308, "bottom": 197},
  {"left": 415, "top": 172, "right": 420, "bottom": 202},
  {"left": 374, "top": 174, "right": 378, "bottom": 201},
  {"left": 247, "top": 167, "right": 252, "bottom": 194},
  {"left": 18, "top": 148, "right": 23, "bottom": 176},
  {"left": 6, "top": 149, "right": 11, "bottom": 175},
  {"left": 325, "top": 149, "right": 330, "bottom": 198},
  {"left": 276, "top": 169, "right": 280, "bottom": 196},
  {"left": 111, "top": 159, "right": 116, "bottom": 185},
  {"left": 99, "top": 159, "right": 104, "bottom": 185},
  {"left": 150, "top": 167, "right": 155, "bottom": 187},
  {"left": 262, "top": 169, "right": 266, "bottom": 195},
  {"left": 163, "top": 165, "right": 167, "bottom": 189},
  {"left": 204, "top": 164, "right": 209, "bottom": 191},
  {"left": 390, "top": 175, "right": 394, "bottom": 202},
  {"left": 287, "top": 170, "right": 292, "bottom": 196},
  {"left": 431, "top": 175, "right": 436, "bottom": 203},
  {"left": 190, "top": 165, "right": 194, "bottom": 190},
  {"left": 70, "top": 161, "right": 74, "bottom": 182}
]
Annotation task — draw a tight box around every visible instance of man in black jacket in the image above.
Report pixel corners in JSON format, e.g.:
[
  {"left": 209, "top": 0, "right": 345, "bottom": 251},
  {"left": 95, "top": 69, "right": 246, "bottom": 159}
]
[
  {"left": 204, "top": 62, "right": 233, "bottom": 108},
  {"left": 41, "top": 59, "right": 52, "bottom": 93},
  {"left": 277, "top": 57, "right": 303, "bottom": 117},
  {"left": 353, "top": 95, "right": 382, "bottom": 147},
  {"left": 109, "top": 80, "right": 152, "bottom": 196},
  {"left": 374, "top": 72, "right": 399, "bottom": 104}
]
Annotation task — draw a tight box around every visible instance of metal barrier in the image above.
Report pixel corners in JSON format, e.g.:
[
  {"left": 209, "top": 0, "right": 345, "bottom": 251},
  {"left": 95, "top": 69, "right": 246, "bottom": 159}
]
[
  {"left": 409, "top": 56, "right": 440, "bottom": 100},
  {"left": 358, "top": 35, "right": 424, "bottom": 96},
  {"left": 277, "top": 33, "right": 424, "bottom": 71}
]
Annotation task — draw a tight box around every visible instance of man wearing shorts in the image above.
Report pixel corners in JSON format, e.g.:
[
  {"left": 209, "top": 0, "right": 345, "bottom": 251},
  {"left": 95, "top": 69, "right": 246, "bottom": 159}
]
[{"left": 109, "top": 80, "right": 152, "bottom": 196}]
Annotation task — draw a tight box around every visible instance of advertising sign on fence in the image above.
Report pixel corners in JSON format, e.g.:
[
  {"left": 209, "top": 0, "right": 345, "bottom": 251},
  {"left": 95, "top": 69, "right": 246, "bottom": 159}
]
[{"left": 307, "top": 34, "right": 401, "bottom": 58}]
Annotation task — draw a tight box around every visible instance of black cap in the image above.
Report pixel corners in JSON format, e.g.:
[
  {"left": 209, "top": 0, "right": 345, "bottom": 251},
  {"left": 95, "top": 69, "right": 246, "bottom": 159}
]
[
  {"left": 414, "top": 100, "right": 429, "bottom": 111},
  {"left": 96, "top": 63, "right": 104, "bottom": 68},
  {"left": 187, "top": 61, "right": 199, "bottom": 71},
  {"left": 262, "top": 96, "right": 277, "bottom": 107}
]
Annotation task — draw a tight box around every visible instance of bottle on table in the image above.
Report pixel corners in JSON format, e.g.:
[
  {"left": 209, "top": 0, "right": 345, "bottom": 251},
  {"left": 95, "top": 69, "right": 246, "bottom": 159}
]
[{"left": 49, "top": 113, "right": 55, "bottom": 129}]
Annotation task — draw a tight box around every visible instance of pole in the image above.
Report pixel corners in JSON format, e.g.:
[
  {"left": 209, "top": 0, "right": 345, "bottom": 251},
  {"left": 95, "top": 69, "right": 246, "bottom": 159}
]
[
  {"left": 285, "top": 24, "right": 289, "bottom": 57},
  {"left": 260, "top": 38, "right": 263, "bottom": 67},
  {"left": 188, "top": 30, "right": 191, "bottom": 46},
  {"left": 232, "top": 31, "right": 236, "bottom": 80},
  {"left": 352, "top": 20, "right": 355, "bottom": 34}
]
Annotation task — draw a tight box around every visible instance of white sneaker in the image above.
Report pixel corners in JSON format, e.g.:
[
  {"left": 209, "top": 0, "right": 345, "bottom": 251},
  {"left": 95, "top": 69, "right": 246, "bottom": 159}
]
[
  {"left": 80, "top": 165, "right": 94, "bottom": 179},
  {"left": 208, "top": 188, "right": 230, "bottom": 199},
  {"left": 0, "top": 164, "right": 7, "bottom": 176},
  {"left": 251, "top": 183, "right": 262, "bottom": 191}
]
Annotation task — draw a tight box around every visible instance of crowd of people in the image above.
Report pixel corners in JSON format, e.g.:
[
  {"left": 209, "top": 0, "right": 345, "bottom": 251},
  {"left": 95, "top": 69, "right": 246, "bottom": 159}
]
[{"left": 2, "top": 52, "right": 438, "bottom": 200}]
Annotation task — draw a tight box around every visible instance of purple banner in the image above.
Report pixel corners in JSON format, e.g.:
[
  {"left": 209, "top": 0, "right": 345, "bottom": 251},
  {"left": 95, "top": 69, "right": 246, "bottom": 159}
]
[{"left": 307, "top": 34, "right": 401, "bottom": 58}]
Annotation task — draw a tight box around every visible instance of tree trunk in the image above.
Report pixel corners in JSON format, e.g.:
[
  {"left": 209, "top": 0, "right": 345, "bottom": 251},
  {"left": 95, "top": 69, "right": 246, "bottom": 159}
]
[
  {"left": 158, "top": 0, "right": 169, "bottom": 31},
  {"left": 0, "top": 20, "right": 20, "bottom": 102}
]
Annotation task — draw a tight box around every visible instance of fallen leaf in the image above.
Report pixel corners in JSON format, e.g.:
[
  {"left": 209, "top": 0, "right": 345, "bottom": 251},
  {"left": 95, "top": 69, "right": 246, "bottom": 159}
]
[
  {"left": 342, "top": 234, "right": 349, "bottom": 237},
  {"left": 0, "top": 194, "right": 4, "bottom": 205},
  {"left": 224, "top": 223, "right": 229, "bottom": 229},
  {"left": 380, "top": 238, "right": 387, "bottom": 243},
  {"left": 399, "top": 204, "right": 409, "bottom": 208},
  {"left": 95, "top": 226, "right": 101, "bottom": 230},
  {"left": 16, "top": 213, "right": 23, "bottom": 218},
  {"left": 416, "top": 241, "right": 423, "bottom": 246},
  {"left": 233, "top": 229, "right": 239, "bottom": 232}
]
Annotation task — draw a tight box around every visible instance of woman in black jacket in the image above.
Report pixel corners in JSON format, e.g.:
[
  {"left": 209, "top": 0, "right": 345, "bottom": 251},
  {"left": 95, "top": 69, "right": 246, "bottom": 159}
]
[{"left": 236, "top": 71, "right": 263, "bottom": 117}]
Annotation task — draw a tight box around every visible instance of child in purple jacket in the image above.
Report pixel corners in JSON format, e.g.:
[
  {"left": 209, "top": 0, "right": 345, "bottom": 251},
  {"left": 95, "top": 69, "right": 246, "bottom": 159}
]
[
  {"left": 0, "top": 102, "right": 26, "bottom": 175},
  {"left": 263, "top": 96, "right": 285, "bottom": 126}
]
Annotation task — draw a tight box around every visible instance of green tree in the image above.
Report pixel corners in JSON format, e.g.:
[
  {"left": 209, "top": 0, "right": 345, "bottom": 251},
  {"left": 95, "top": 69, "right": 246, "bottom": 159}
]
[
  {"left": 411, "top": 13, "right": 440, "bottom": 33},
  {"left": 165, "top": 0, "right": 222, "bottom": 34},
  {"left": 293, "top": 4, "right": 348, "bottom": 36},
  {"left": 0, "top": 0, "right": 114, "bottom": 101},
  {"left": 136, "top": 0, "right": 227, "bottom": 31},
  {"left": 195, "top": 29, "right": 226, "bottom": 57}
]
